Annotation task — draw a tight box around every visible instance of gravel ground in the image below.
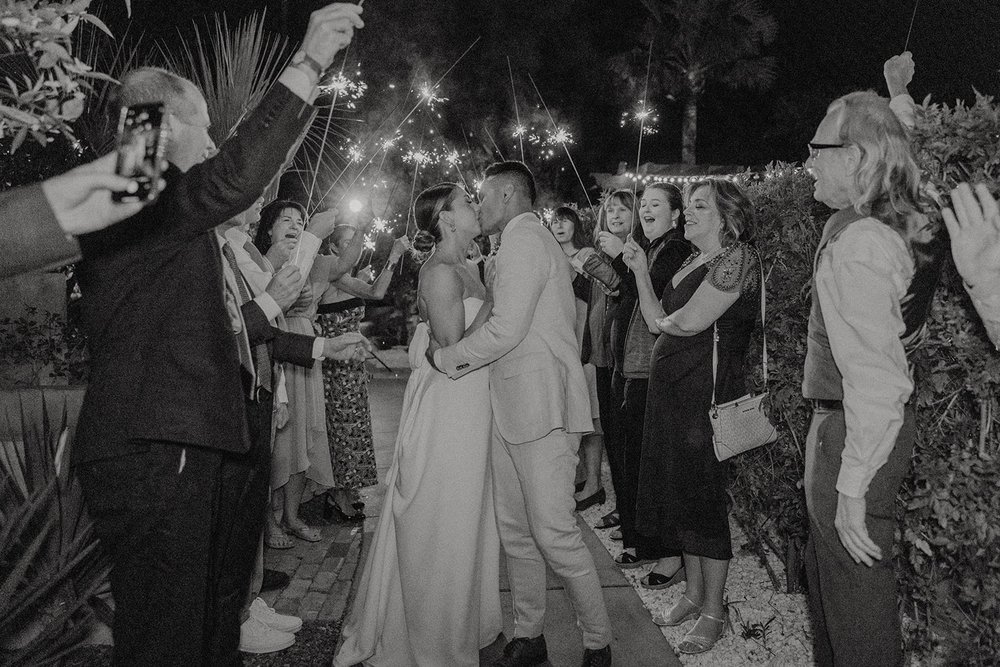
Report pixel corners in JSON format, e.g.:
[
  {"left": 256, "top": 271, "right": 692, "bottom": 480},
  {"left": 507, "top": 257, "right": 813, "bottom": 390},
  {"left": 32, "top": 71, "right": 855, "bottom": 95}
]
[{"left": 578, "top": 465, "right": 815, "bottom": 666}]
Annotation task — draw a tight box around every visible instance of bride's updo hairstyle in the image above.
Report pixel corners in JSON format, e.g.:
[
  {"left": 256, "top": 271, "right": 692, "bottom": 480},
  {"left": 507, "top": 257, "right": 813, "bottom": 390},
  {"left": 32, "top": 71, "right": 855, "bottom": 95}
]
[{"left": 411, "top": 182, "right": 459, "bottom": 259}]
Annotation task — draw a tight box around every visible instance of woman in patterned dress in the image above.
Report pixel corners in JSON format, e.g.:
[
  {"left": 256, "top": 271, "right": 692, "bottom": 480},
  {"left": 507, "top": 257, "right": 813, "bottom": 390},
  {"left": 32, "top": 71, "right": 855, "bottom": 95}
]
[{"left": 315, "top": 223, "right": 409, "bottom": 519}]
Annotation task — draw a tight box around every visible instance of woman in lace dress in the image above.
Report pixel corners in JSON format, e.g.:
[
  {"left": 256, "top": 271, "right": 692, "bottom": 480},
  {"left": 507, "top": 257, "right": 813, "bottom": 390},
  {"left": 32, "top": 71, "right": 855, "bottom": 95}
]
[{"left": 625, "top": 179, "right": 761, "bottom": 655}]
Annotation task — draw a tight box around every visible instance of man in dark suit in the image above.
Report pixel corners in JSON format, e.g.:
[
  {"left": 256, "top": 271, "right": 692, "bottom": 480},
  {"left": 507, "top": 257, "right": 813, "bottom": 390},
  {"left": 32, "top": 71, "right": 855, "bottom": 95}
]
[
  {"left": 0, "top": 153, "right": 152, "bottom": 278},
  {"left": 69, "top": 5, "right": 365, "bottom": 665},
  {"left": 214, "top": 207, "right": 368, "bottom": 656}
]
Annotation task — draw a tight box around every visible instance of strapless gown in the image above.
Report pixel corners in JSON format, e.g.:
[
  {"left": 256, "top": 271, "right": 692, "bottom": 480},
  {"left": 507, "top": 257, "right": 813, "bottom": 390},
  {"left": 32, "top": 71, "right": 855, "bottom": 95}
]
[{"left": 334, "top": 297, "right": 502, "bottom": 667}]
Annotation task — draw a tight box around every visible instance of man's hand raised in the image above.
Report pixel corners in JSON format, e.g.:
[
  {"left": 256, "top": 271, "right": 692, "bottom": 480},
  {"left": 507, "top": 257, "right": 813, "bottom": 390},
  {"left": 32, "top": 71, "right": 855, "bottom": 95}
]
[
  {"left": 266, "top": 264, "right": 303, "bottom": 312},
  {"left": 302, "top": 3, "right": 365, "bottom": 71},
  {"left": 884, "top": 51, "right": 914, "bottom": 99}
]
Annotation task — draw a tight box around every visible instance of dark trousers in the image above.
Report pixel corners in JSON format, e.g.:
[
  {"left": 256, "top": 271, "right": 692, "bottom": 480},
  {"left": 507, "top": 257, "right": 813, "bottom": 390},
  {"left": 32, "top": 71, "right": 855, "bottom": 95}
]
[
  {"left": 76, "top": 393, "right": 273, "bottom": 667},
  {"left": 803, "top": 405, "right": 915, "bottom": 667},
  {"left": 206, "top": 390, "right": 274, "bottom": 664},
  {"left": 611, "top": 371, "right": 674, "bottom": 559},
  {"left": 594, "top": 365, "right": 616, "bottom": 494},
  {"left": 77, "top": 442, "right": 223, "bottom": 666}
]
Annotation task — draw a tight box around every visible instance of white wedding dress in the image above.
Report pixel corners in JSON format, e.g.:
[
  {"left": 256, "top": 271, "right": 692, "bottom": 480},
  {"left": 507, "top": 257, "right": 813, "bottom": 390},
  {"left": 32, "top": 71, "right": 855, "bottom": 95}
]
[{"left": 334, "top": 297, "right": 502, "bottom": 667}]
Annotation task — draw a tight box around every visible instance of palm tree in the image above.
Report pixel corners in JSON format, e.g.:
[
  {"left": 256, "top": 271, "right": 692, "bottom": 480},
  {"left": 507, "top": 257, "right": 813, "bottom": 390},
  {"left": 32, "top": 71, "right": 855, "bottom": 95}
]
[{"left": 641, "top": 0, "right": 778, "bottom": 164}]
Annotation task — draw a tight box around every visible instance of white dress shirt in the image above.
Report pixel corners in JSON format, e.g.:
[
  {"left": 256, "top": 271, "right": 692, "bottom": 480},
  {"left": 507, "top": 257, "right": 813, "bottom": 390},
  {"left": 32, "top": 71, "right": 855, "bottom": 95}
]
[{"left": 815, "top": 219, "right": 915, "bottom": 498}]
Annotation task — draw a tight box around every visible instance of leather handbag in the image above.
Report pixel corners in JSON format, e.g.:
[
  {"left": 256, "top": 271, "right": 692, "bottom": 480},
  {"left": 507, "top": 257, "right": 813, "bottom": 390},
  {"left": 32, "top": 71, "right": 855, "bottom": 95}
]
[{"left": 710, "top": 252, "right": 777, "bottom": 461}]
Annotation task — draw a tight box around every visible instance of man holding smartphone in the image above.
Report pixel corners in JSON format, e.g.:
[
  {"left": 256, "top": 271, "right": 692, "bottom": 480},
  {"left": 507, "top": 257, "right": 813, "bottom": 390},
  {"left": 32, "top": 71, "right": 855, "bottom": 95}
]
[{"left": 69, "top": 4, "right": 366, "bottom": 665}]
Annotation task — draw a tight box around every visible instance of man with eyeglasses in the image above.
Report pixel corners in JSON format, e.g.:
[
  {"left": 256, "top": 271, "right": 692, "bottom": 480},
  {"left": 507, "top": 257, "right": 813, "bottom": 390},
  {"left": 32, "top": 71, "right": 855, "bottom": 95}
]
[{"left": 800, "top": 52, "right": 940, "bottom": 666}]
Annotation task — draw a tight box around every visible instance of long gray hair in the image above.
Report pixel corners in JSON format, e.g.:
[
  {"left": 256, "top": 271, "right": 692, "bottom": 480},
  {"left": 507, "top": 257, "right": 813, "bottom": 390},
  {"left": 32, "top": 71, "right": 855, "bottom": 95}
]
[{"left": 830, "top": 91, "right": 923, "bottom": 247}]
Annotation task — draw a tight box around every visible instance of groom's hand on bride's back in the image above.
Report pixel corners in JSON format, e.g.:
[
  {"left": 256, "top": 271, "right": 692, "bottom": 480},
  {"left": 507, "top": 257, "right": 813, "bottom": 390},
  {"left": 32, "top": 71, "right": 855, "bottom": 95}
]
[{"left": 425, "top": 336, "right": 443, "bottom": 372}]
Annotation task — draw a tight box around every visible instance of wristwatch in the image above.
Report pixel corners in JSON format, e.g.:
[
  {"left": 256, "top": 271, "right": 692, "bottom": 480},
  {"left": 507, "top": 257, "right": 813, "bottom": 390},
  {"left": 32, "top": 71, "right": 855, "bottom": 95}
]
[{"left": 291, "top": 50, "right": 324, "bottom": 81}]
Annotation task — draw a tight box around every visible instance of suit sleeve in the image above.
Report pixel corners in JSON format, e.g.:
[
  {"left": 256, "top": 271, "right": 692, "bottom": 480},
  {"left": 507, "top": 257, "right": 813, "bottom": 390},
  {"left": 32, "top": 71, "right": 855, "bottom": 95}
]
[
  {"left": 436, "top": 226, "right": 549, "bottom": 378},
  {"left": 240, "top": 301, "right": 316, "bottom": 368},
  {"left": 0, "top": 185, "right": 81, "bottom": 278},
  {"left": 164, "top": 84, "right": 316, "bottom": 240}
]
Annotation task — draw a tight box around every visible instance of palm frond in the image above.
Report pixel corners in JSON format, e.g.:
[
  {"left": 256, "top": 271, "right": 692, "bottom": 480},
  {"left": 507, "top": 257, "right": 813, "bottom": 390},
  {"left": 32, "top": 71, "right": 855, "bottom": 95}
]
[{"left": 160, "top": 11, "right": 291, "bottom": 147}]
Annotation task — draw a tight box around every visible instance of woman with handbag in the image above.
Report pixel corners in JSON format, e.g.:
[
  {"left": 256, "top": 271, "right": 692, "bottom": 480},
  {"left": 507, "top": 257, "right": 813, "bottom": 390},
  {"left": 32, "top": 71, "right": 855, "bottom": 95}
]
[{"left": 623, "top": 179, "right": 762, "bottom": 655}]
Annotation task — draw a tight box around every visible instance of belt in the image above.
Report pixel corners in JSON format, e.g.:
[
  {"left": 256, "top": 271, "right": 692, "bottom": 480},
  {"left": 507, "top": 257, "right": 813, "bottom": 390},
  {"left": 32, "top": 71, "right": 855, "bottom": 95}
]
[{"left": 811, "top": 399, "right": 843, "bottom": 411}]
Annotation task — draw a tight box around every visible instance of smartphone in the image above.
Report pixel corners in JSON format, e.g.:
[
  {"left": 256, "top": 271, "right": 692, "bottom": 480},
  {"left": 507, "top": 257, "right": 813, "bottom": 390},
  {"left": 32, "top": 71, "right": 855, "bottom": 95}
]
[{"left": 112, "top": 102, "right": 167, "bottom": 203}]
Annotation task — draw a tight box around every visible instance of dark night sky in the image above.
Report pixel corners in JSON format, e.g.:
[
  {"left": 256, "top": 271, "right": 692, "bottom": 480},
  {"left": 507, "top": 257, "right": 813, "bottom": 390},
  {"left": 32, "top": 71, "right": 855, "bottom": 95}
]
[{"left": 96, "top": 0, "right": 1000, "bottom": 183}]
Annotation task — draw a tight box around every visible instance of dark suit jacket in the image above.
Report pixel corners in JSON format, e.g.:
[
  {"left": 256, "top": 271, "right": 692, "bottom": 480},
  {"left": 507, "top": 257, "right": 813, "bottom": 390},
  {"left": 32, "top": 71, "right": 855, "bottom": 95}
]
[
  {"left": 240, "top": 300, "right": 315, "bottom": 368},
  {"left": 73, "top": 83, "right": 315, "bottom": 464},
  {"left": 0, "top": 185, "right": 81, "bottom": 279}
]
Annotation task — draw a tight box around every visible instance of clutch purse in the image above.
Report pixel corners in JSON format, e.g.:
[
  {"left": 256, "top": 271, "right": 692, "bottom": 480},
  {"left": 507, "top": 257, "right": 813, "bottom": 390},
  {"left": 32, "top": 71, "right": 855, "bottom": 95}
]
[{"left": 710, "top": 251, "right": 777, "bottom": 461}]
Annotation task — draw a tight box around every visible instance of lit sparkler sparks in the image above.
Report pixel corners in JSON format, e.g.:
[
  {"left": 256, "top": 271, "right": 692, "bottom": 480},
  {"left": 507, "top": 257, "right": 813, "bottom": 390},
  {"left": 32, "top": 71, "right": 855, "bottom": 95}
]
[
  {"left": 347, "top": 144, "right": 364, "bottom": 163},
  {"left": 545, "top": 127, "right": 574, "bottom": 146},
  {"left": 403, "top": 149, "right": 434, "bottom": 167},
  {"left": 620, "top": 105, "right": 660, "bottom": 136},
  {"left": 419, "top": 83, "right": 447, "bottom": 109},
  {"left": 512, "top": 124, "right": 527, "bottom": 138},
  {"left": 319, "top": 72, "right": 368, "bottom": 109},
  {"left": 363, "top": 236, "right": 376, "bottom": 252},
  {"left": 371, "top": 217, "right": 390, "bottom": 234}
]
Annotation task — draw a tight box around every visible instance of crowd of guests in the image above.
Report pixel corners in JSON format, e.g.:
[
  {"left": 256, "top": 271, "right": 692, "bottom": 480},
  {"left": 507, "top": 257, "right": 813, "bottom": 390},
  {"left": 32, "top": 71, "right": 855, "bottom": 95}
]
[{"left": 4, "top": 3, "right": 1000, "bottom": 659}]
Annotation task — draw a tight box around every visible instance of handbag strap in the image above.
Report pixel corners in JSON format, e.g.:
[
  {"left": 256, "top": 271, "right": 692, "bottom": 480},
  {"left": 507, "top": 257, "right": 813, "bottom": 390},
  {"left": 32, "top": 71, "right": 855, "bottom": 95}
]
[{"left": 711, "top": 247, "right": 767, "bottom": 409}]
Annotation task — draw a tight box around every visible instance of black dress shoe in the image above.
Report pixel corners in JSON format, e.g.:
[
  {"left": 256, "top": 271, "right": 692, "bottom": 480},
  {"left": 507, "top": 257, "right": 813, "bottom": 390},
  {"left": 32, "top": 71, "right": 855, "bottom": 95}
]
[
  {"left": 581, "top": 645, "right": 611, "bottom": 667},
  {"left": 575, "top": 487, "right": 606, "bottom": 512},
  {"left": 493, "top": 635, "right": 548, "bottom": 667},
  {"left": 260, "top": 568, "right": 290, "bottom": 592}
]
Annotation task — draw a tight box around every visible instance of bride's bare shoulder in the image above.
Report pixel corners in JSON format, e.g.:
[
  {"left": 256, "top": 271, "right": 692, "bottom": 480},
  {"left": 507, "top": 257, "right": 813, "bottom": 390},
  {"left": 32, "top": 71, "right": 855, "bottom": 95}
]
[{"left": 418, "top": 259, "right": 463, "bottom": 302}]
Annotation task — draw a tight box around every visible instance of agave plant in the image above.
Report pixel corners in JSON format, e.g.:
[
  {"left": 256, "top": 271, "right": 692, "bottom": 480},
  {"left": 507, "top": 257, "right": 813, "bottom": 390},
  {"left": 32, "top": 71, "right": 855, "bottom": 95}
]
[{"left": 0, "top": 396, "right": 110, "bottom": 666}]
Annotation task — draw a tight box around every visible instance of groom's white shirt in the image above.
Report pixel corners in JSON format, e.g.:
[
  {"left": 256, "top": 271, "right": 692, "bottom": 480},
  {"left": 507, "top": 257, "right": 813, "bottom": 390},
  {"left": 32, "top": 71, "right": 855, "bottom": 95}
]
[{"left": 435, "top": 211, "right": 592, "bottom": 444}]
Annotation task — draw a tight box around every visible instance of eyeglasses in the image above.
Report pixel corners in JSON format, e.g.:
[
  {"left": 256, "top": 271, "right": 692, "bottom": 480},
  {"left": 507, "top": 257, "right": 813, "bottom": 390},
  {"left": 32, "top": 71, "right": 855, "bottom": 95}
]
[{"left": 808, "top": 142, "right": 846, "bottom": 160}]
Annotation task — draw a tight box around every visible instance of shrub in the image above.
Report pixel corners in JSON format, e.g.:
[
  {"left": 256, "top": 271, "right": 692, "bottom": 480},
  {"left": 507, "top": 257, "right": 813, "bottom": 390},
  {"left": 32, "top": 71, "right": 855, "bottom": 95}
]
[{"left": 731, "top": 93, "right": 1000, "bottom": 663}]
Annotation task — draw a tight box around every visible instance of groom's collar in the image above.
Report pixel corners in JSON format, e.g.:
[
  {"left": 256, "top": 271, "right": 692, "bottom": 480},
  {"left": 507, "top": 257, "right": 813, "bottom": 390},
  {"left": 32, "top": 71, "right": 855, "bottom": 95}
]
[{"left": 501, "top": 211, "right": 540, "bottom": 239}]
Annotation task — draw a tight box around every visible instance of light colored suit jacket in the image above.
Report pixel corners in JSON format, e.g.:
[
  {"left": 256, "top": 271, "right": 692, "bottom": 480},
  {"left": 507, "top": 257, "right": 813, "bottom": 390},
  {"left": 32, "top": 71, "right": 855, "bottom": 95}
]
[{"left": 436, "top": 212, "right": 592, "bottom": 444}]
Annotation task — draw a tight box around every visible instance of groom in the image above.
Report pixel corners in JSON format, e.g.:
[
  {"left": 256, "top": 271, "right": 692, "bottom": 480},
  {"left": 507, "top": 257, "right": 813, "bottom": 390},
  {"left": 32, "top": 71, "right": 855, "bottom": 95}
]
[{"left": 432, "top": 161, "right": 613, "bottom": 667}]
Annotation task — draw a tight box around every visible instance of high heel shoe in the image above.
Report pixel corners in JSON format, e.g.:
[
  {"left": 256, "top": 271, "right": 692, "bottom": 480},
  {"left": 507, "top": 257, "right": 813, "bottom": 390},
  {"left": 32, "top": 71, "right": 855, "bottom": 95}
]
[
  {"left": 324, "top": 494, "right": 365, "bottom": 523},
  {"left": 575, "top": 488, "right": 606, "bottom": 512}
]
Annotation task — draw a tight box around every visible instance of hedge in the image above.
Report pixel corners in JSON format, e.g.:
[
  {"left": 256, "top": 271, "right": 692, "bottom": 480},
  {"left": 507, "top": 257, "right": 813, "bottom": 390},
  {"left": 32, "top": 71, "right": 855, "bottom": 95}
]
[{"left": 733, "top": 92, "right": 1000, "bottom": 664}]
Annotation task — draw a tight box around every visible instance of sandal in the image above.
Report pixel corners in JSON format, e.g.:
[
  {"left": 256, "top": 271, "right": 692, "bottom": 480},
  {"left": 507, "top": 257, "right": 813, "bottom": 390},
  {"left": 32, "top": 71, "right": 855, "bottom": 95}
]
[
  {"left": 609, "top": 528, "right": 623, "bottom": 541},
  {"left": 284, "top": 522, "right": 322, "bottom": 543},
  {"left": 265, "top": 526, "right": 294, "bottom": 550},
  {"left": 652, "top": 595, "right": 701, "bottom": 627},
  {"left": 595, "top": 510, "right": 620, "bottom": 529},
  {"left": 614, "top": 551, "right": 654, "bottom": 569},
  {"left": 677, "top": 612, "right": 728, "bottom": 654},
  {"left": 641, "top": 566, "right": 686, "bottom": 590}
]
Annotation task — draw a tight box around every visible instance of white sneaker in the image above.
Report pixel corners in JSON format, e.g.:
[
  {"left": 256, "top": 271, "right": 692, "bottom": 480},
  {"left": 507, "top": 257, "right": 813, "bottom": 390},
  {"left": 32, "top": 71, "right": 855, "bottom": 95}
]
[
  {"left": 250, "top": 597, "right": 303, "bottom": 634},
  {"left": 239, "top": 616, "right": 295, "bottom": 654}
]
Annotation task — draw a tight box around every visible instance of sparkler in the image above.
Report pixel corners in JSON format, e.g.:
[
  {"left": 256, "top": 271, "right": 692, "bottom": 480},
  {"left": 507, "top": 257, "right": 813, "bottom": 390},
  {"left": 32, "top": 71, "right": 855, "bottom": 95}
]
[
  {"left": 507, "top": 56, "right": 525, "bottom": 162},
  {"left": 903, "top": 0, "right": 920, "bottom": 52},
  {"left": 631, "top": 40, "right": 654, "bottom": 234},
  {"left": 526, "top": 72, "right": 596, "bottom": 219},
  {"left": 311, "top": 37, "right": 482, "bottom": 215}
]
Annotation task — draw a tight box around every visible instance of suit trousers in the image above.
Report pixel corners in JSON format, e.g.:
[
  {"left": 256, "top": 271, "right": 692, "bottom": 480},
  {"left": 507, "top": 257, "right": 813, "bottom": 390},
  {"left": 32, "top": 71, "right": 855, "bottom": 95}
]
[
  {"left": 77, "top": 441, "right": 224, "bottom": 666},
  {"left": 491, "top": 424, "right": 613, "bottom": 649},
  {"left": 206, "top": 389, "right": 274, "bottom": 664},
  {"left": 803, "top": 405, "right": 915, "bottom": 667},
  {"left": 76, "top": 392, "right": 272, "bottom": 666}
]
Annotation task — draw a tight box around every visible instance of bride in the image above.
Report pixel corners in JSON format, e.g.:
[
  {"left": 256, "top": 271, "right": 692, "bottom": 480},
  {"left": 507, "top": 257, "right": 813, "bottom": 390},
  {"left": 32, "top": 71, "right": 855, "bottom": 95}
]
[{"left": 334, "top": 183, "right": 502, "bottom": 666}]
